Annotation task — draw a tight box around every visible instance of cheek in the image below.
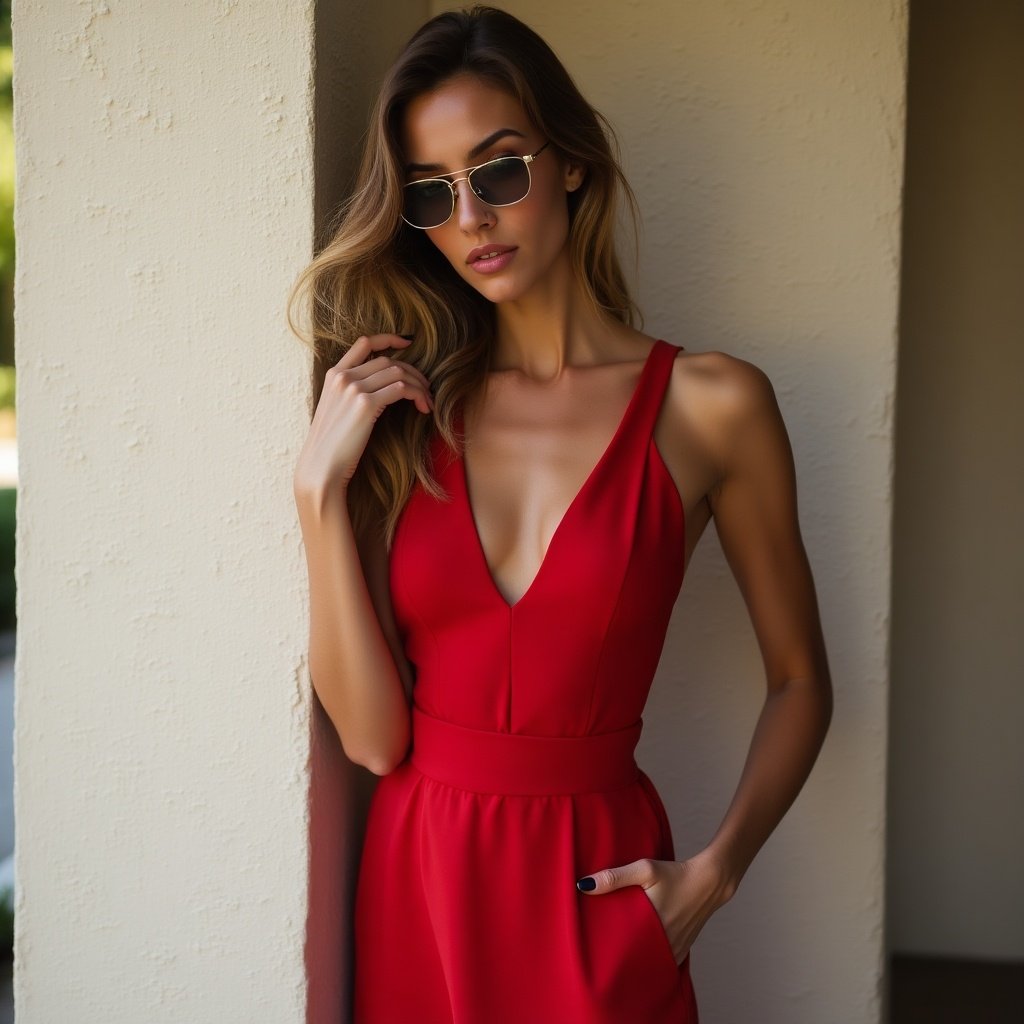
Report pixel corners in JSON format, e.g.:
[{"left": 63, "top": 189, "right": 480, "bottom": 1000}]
[
  {"left": 498, "top": 198, "right": 569, "bottom": 258},
  {"left": 424, "top": 228, "right": 466, "bottom": 271},
  {"left": 527, "top": 180, "right": 572, "bottom": 238},
  {"left": 520, "top": 197, "right": 571, "bottom": 265}
]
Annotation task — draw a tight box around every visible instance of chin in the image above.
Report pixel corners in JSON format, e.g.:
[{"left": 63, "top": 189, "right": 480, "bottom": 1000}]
[{"left": 470, "top": 281, "right": 528, "bottom": 305}]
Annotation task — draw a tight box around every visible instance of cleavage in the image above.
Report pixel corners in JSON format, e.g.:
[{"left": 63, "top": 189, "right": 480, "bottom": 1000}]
[{"left": 461, "top": 360, "right": 645, "bottom": 606}]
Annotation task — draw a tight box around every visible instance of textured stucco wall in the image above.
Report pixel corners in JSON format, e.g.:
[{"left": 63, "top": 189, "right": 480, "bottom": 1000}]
[
  {"left": 13, "top": 3, "right": 316, "bottom": 1021},
  {"left": 429, "top": 2, "right": 907, "bottom": 1022},
  {"left": 889, "top": 0, "right": 1024, "bottom": 961}
]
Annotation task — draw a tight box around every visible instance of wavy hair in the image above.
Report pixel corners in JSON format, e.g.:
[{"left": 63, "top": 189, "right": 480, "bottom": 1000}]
[{"left": 286, "top": 5, "right": 644, "bottom": 549}]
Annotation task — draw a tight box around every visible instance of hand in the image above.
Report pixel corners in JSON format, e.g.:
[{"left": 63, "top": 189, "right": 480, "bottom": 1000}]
[
  {"left": 293, "top": 333, "right": 435, "bottom": 499},
  {"left": 575, "top": 849, "right": 734, "bottom": 965}
]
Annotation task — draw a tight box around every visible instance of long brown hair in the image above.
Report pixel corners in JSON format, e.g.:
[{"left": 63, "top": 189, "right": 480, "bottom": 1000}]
[{"left": 286, "top": 5, "right": 644, "bottom": 549}]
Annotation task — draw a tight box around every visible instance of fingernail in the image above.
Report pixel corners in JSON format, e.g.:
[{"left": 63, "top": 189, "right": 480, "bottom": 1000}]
[
  {"left": 576, "top": 876, "right": 596, "bottom": 892},
  {"left": 398, "top": 333, "right": 415, "bottom": 340}
]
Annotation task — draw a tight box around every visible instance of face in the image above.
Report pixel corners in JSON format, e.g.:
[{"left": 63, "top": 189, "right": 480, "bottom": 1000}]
[{"left": 400, "top": 74, "right": 585, "bottom": 304}]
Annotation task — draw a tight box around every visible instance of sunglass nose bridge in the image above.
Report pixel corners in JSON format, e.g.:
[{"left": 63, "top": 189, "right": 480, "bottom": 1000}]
[{"left": 448, "top": 173, "right": 487, "bottom": 202}]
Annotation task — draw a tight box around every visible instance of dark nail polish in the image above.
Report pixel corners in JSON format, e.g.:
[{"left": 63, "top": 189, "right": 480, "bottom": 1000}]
[
  {"left": 576, "top": 876, "right": 596, "bottom": 892},
  {"left": 398, "top": 333, "right": 415, "bottom": 340}
]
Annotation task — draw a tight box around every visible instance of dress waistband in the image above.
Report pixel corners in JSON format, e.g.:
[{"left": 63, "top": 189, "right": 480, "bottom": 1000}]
[{"left": 409, "top": 705, "right": 643, "bottom": 795}]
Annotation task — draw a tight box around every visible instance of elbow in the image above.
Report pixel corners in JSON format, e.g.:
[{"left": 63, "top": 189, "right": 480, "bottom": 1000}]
[
  {"left": 361, "top": 747, "right": 410, "bottom": 776},
  {"left": 344, "top": 723, "right": 412, "bottom": 777}
]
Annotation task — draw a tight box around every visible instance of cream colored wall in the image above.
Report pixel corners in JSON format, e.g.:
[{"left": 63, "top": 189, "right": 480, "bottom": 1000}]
[
  {"left": 429, "top": 1, "right": 907, "bottom": 1021},
  {"left": 888, "top": 0, "right": 1024, "bottom": 961},
  {"left": 13, "top": 3, "right": 317, "bottom": 1022}
]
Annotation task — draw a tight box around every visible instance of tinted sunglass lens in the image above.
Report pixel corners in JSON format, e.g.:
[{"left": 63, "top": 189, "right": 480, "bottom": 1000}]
[
  {"left": 473, "top": 158, "right": 530, "bottom": 205},
  {"left": 404, "top": 158, "right": 532, "bottom": 228},
  {"left": 405, "top": 180, "right": 454, "bottom": 229}
]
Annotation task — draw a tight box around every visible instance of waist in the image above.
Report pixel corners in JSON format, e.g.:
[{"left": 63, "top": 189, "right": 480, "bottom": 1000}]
[{"left": 409, "top": 705, "right": 643, "bottom": 795}]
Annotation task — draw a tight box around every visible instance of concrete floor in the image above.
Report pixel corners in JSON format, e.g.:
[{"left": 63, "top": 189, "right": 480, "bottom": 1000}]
[{"left": 889, "top": 954, "right": 1024, "bottom": 1023}]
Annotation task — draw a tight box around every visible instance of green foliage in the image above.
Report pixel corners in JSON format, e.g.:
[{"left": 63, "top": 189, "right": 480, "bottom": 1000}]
[
  {"left": 0, "top": 42, "right": 12, "bottom": 280},
  {"left": 0, "top": 0, "right": 13, "bottom": 327},
  {"left": 0, "top": 365, "right": 12, "bottom": 410},
  {"left": 0, "top": 488, "right": 13, "bottom": 630},
  {"left": 0, "top": 1, "right": 12, "bottom": 359}
]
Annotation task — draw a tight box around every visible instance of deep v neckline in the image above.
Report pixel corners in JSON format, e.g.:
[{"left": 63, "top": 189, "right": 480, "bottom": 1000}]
[{"left": 455, "top": 340, "right": 664, "bottom": 611}]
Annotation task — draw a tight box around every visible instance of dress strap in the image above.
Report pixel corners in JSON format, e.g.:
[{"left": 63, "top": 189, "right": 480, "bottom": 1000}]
[{"left": 628, "top": 339, "right": 683, "bottom": 443}]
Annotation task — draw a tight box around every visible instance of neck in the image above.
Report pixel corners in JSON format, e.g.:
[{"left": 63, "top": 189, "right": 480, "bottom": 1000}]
[{"left": 490, "top": 250, "right": 625, "bottom": 381}]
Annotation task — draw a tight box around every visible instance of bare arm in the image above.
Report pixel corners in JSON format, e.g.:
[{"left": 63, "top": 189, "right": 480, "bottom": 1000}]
[
  {"left": 293, "top": 333, "right": 433, "bottom": 775},
  {"left": 700, "top": 355, "right": 834, "bottom": 896},
  {"left": 296, "top": 487, "right": 413, "bottom": 775},
  {"left": 553, "top": 352, "right": 833, "bottom": 966}
]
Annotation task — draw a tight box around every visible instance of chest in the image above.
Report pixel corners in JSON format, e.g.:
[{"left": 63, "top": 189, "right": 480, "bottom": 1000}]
[{"left": 457, "top": 350, "right": 686, "bottom": 608}]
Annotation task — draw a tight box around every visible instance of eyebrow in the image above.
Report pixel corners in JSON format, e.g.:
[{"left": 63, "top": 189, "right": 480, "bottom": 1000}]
[{"left": 404, "top": 128, "right": 528, "bottom": 174}]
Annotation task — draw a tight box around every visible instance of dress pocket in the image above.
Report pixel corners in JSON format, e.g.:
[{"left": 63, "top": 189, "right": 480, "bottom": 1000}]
[{"left": 627, "top": 882, "right": 682, "bottom": 983}]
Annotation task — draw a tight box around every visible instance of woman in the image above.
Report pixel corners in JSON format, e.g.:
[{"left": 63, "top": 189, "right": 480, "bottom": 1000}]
[{"left": 289, "top": 6, "right": 832, "bottom": 1023}]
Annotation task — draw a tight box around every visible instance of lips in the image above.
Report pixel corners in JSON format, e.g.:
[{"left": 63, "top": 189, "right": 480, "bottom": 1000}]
[{"left": 466, "top": 243, "right": 517, "bottom": 264}]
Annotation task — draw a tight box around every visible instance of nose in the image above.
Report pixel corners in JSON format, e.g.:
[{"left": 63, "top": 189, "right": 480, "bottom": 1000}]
[{"left": 452, "top": 176, "right": 494, "bottom": 230}]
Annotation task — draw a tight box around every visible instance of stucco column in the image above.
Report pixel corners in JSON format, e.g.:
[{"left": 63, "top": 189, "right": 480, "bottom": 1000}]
[{"left": 14, "top": 3, "right": 316, "bottom": 1021}]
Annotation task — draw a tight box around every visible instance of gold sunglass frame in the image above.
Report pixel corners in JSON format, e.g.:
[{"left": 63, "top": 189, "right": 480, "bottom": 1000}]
[{"left": 401, "top": 140, "right": 552, "bottom": 229}]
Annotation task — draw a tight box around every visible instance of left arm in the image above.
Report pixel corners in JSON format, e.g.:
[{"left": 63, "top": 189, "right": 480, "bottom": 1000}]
[
  {"left": 699, "top": 355, "right": 834, "bottom": 897},
  {"left": 576, "top": 355, "right": 833, "bottom": 962}
]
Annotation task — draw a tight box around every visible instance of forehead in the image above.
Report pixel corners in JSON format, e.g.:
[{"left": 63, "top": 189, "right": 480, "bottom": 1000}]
[{"left": 400, "top": 75, "right": 530, "bottom": 161}]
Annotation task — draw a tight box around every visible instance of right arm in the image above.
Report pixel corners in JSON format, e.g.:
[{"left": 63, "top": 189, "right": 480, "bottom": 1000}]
[{"left": 293, "top": 334, "right": 433, "bottom": 775}]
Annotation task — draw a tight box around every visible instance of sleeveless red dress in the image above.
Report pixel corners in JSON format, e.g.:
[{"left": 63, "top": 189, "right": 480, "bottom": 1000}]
[{"left": 353, "top": 338, "right": 698, "bottom": 1022}]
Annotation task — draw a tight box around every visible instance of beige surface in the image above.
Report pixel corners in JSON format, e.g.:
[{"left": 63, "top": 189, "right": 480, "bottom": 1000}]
[{"left": 13, "top": 3, "right": 317, "bottom": 1022}]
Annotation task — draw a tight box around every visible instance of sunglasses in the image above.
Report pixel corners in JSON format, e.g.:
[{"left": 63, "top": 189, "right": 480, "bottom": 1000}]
[{"left": 402, "top": 140, "right": 552, "bottom": 230}]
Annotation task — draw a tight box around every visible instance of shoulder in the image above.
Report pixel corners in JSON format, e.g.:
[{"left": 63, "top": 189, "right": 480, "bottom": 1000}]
[
  {"left": 665, "top": 346, "right": 784, "bottom": 486},
  {"left": 669, "top": 347, "right": 779, "bottom": 429},
  {"left": 667, "top": 345, "right": 775, "bottom": 410}
]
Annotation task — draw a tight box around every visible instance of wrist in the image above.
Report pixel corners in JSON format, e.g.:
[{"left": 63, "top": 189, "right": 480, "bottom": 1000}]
[
  {"left": 294, "top": 477, "right": 350, "bottom": 523},
  {"left": 692, "top": 844, "right": 743, "bottom": 907}
]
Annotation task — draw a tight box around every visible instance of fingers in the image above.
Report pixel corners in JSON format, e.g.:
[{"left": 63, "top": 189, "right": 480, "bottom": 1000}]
[
  {"left": 372, "top": 371, "right": 435, "bottom": 415},
  {"left": 344, "top": 353, "right": 433, "bottom": 395},
  {"left": 329, "top": 334, "right": 435, "bottom": 415},
  {"left": 335, "top": 333, "right": 411, "bottom": 370},
  {"left": 576, "top": 858, "right": 655, "bottom": 894}
]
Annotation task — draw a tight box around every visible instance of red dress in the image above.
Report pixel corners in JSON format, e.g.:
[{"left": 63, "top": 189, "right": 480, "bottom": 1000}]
[{"left": 353, "top": 338, "right": 698, "bottom": 1022}]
